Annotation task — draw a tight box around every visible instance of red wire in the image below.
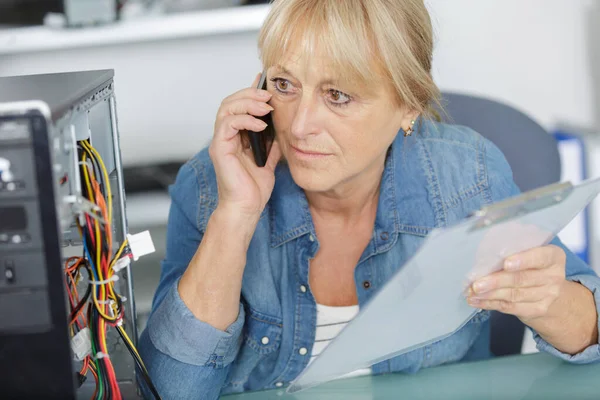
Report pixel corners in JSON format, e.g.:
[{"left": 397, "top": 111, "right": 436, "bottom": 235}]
[
  {"left": 65, "top": 274, "right": 76, "bottom": 308},
  {"left": 64, "top": 268, "right": 86, "bottom": 330},
  {"left": 85, "top": 214, "right": 95, "bottom": 248},
  {"left": 102, "top": 254, "right": 109, "bottom": 279},
  {"left": 66, "top": 276, "right": 85, "bottom": 330},
  {"left": 99, "top": 319, "right": 122, "bottom": 400}
]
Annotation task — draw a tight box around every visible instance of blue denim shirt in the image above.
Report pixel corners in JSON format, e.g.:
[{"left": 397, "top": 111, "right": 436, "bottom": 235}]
[{"left": 138, "top": 121, "right": 600, "bottom": 399}]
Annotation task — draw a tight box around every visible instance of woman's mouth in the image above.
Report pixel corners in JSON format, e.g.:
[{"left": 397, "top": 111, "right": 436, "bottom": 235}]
[{"left": 290, "top": 145, "right": 332, "bottom": 159}]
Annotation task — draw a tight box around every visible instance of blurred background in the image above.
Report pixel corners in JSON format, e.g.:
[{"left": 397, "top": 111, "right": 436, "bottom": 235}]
[{"left": 1, "top": 0, "right": 599, "bottom": 352}]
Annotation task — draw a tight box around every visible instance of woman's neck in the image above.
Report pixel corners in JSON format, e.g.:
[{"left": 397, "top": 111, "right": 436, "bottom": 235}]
[{"left": 305, "top": 155, "right": 385, "bottom": 223}]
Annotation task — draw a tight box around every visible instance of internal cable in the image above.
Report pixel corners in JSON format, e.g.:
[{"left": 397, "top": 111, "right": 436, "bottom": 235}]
[{"left": 63, "top": 140, "right": 161, "bottom": 400}]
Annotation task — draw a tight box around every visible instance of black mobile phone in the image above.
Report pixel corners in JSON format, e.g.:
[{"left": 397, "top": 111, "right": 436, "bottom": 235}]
[{"left": 247, "top": 72, "right": 275, "bottom": 167}]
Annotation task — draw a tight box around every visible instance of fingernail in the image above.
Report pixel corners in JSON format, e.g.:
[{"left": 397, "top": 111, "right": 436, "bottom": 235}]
[
  {"left": 257, "top": 120, "right": 268, "bottom": 129},
  {"left": 259, "top": 90, "right": 272, "bottom": 99},
  {"left": 261, "top": 103, "right": 274, "bottom": 111},
  {"left": 468, "top": 297, "right": 482, "bottom": 306},
  {"left": 473, "top": 279, "right": 491, "bottom": 294},
  {"left": 505, "top": 258, "right": 521, "bottom": 271}
]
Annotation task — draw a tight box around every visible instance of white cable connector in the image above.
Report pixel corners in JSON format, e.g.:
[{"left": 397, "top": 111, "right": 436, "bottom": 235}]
[
  {"left": 93, "top": 352, "right": 110, "bottom": 360},
  {"left": 96, "top": 296, "right": 127, "bottom": 305},
  {"left": 127, "top": 230, "right": 156, "bottom": 261},
  {"left": 71, "top": 327, "right": 92, "bottom": 361},
  {"left": 112, "top": 256, "right": 131, "bottom": 273},
  {"left": 88, "top": 275, "right": 119, "bottom": 285}
]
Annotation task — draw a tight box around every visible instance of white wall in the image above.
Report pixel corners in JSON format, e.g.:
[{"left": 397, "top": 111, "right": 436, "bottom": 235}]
[
  {"left": 429, "top": 0, "right": 600, "bottom": 132},
  {"left": 0, "top": 6, "right": 266, "bottom": 166},
  {"left": 0, "top": 1, "right": 598, "bottom": 166}
]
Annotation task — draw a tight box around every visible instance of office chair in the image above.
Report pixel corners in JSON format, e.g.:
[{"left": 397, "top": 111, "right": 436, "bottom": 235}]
[{"left": 440, "top": 92, "right": 562, "bottom": 357}]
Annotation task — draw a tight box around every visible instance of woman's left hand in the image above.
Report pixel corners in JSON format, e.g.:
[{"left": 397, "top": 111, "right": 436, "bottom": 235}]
[{"left": 467, "top": 244, "right": 567, "bottom": 324}]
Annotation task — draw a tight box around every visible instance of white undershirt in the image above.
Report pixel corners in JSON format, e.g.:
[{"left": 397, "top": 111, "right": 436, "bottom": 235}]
[{"left": 309, "top": 303, "right": 372, "bottom": 378}]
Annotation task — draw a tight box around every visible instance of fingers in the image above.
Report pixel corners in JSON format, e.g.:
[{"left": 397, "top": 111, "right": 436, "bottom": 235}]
[
  {"left": 467, "top": 298, "right": 552, "bottom": 320},
  {"left": 469, "top": 285, "right": 550, "bottom": 303},
  {"left": 471, "top": 269, "right": 552, "bottom": 295},
  {"left": 218, "top": 98, "right": 273, "bottom": 120},
  {"left": 221, "top": 79, "right": 271, "bottom": 107},
  {"left": 467, "top": 245, "right": 568, "bottom": 322},
  {"left": 213, "top": 72, "right": 273, "bottom": 146},
  {"left": 216, "top": 114, "right": 267, "bottom": 142},
  {"left": 503, "top": 245, "right": 566, "bottom": 271}
]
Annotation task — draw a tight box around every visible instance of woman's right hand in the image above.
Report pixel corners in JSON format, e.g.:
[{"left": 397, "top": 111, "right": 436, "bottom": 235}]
[{"left": 209, "top": 73, "right": 282, "bottom": 219}]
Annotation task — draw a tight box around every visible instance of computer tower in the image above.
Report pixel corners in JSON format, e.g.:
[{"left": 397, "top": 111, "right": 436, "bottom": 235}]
[{"left": 0, "top": 70, "right": 141, "bottom": 399}]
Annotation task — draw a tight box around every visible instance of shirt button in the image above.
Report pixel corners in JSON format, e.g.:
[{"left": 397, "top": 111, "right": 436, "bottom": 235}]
[
  {"left": 308, "top": 234, "right": 315, "bottom": 242},
  {"left": 363, "top": 281, "right": 371, "bottom": 289},
  {"left": 299, "top": 347, "right": 308, "bottom": 356},
  {"left": 300, "top": 285, "right": 307, "bottom": 293},
  {"left": 261, "top": 336, "right": 270, "bottom": 345},
  {"left": 275, "top": 382, "right": 284, "bottom": 388},
  {"left": 380, "top": 231, "right": 389, "bottom": 241}
]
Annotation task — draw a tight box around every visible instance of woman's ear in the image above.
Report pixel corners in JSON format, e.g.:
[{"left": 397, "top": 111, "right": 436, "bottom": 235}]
[{"left": 401, "top": 111, "right": 420, "bottom": 130}]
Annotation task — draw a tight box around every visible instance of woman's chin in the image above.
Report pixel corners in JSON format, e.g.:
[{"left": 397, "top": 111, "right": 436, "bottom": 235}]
[{"left": 288, "top": 164, "right": 338, "bottom": 193}]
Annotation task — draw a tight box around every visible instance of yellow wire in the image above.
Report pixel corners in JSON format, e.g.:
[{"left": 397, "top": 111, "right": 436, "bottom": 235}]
[
  {"left": 117, "top": 325, "right": 146, "bottom": 370},
  {"left": 84, "top": 140, "right": 121, "bottom": 308},
  {"left": 80, "top": 141, "right": 146, "bottom": 377},
  {"left": 83, "top": 140, "right": 112, "bottom": 225},
  {"left": 80, "top": 143, "right": 119, "bottom": 322},
  {"left": 110, "top": 239, "right": 129, "bottom": 269},
  {"left": 99, "top": 318, "right": 108, "bottom": 356},
  {"left": 89, "top": 162, "right": 109, "bottom": 320},
  {"left": 81, "top": 154, "right": 95, "bottom": 208},
  {"left": 103, "top": 238, "right": 129, "bottom": 311},
  {"left": 81, "top": 151, "right": 110, "bottom": 320},
  {"left": 92, "top": 291, "right": 118, "bottom": 321}
]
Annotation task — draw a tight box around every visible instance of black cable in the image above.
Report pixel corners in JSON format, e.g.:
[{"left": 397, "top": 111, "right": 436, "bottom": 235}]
[
  {"left": 77, "top": 144, "right": 115, "bottom": 400},
  {"left": 79, "top": 142, "right": 112, "bottom": 275},
  {"left": 116, "top": 327, "right": 162, "bottom": 400},
  {"left": 78, "top": 146, "right": 96, "bottom": 204},
  {"left": 81, "top": 141, "right": 108, "bottom": 201},
  {"left": 79, "top": 141, "right": 103, "bottom": 187},
  {"left": 69, "top": 282, "right": 91, "bottom": 323},
  {"left": 69, "top": 263, "right": 92, "bottom": 323},
  {"left": 80, "top": 140, "right": 156, "bottom": 400}
]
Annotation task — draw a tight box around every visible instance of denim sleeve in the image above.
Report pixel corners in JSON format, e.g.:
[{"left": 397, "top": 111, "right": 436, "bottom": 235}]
[
  {"left": 137, "top": 161, "right": 245, "bottom": 399},
  {"left": 485, "top": 140, "right": 600, "bottom": 364}
]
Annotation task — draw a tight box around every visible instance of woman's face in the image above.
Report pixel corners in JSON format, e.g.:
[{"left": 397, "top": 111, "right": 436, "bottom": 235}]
[{"left": 268, "top": 50, "right": 417, "bottom": 193}]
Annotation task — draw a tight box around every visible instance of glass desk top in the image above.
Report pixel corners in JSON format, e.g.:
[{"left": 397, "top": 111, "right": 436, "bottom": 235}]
[{"left": 222, "top": 352, "right": 600, "bottom": 400}]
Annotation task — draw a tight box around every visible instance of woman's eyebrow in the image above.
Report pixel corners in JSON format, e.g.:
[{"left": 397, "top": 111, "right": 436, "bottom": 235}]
[
  {"left": 274, "top": 64, "right": 361, "bottom": 92},
  {"left": 273, "top": 65, "right": 296, "bottom": 78}
]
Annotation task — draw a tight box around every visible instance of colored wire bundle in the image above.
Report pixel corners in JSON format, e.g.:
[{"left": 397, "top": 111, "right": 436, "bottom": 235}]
[{"left": 62, "top": 139, "right": 161, "bottom": 400}]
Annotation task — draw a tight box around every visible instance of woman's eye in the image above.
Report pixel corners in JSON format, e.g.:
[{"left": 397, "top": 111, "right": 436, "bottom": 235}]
[
  {"left": 273, "top": 78, "right": 291, "bottom": 93},
  {"left": 328, "top": 89, "right": 351, "bottom": 106}
]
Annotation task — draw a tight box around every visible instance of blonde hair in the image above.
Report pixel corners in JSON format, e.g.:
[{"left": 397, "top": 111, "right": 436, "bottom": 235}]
[{"left": 258, "top": 0, "right": 441, "bottom": 118}]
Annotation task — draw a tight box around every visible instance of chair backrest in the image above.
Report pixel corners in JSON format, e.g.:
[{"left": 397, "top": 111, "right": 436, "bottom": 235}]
[
  {"left": 440, "top": 92, "right": 562, "bottom": 357},
  {"left": 440, "top": 92, "right": 561, "bottom": 192}
]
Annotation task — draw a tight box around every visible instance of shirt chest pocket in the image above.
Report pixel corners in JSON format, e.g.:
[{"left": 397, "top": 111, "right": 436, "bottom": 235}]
[
  {"left": 421, "top": 310, "right": 491, "bottom": 368},
  {"left": 225, "top": 307, "right": 283, "bottom": 391}
]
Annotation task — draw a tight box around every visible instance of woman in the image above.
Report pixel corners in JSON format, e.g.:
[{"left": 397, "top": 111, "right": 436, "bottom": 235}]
[{"left": 138, "top": 0, "right": 600, "bottom": 398}]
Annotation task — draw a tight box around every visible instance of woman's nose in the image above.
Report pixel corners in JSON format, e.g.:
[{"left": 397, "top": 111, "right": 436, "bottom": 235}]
[{"left": 290, "top": 97, "right": 320, "bottom": 140}]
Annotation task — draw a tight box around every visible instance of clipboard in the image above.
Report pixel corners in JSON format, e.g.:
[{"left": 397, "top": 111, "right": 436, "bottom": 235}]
[{"left": 288, "top": 177, "right": 600, "bottom": 393}]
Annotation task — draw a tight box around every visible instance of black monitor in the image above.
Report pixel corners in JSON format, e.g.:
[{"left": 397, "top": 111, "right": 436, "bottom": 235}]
[
  {"left": 0, "top": 0, "right": 63, "bottom": 25},
  {"left": 0, "top": 92, "right": 75, "bottom": 399}
]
